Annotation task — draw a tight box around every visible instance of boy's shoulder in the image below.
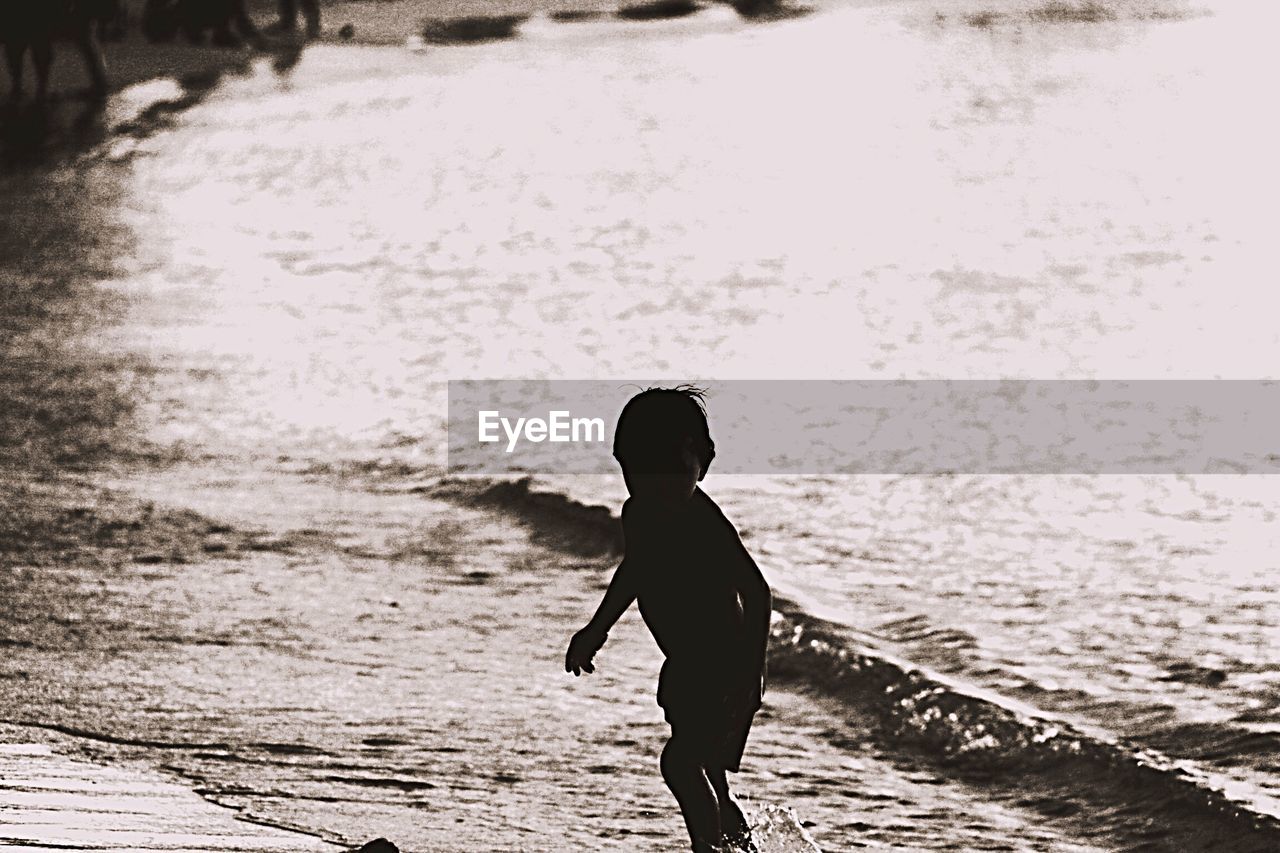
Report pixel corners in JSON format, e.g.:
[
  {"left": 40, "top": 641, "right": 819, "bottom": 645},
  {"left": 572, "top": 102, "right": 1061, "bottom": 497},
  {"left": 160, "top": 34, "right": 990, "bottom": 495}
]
[
  {"left": 691, "top": 487, "right": 742, "bottom": 534},
  {"left": 691, "top": 486, "right": 730, "bottom": 520},
  {"left": 621, "top": 488, "right": 726, "bottom": 521},
  {"left": 621, "top": 490, "right": 742, "bottom": 546}
]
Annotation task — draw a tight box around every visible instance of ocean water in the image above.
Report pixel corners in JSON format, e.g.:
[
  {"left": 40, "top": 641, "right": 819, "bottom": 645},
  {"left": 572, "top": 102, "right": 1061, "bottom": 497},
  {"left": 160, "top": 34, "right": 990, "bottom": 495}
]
[{"left": 3, "top": 0, "right": 1278, "bottom": 849}]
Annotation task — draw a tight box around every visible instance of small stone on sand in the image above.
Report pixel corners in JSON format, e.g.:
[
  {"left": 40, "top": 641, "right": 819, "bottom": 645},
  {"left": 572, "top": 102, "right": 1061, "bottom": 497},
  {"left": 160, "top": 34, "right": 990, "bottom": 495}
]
[{"left": 354, "top": 839, "right": 399, "bottom": 853}]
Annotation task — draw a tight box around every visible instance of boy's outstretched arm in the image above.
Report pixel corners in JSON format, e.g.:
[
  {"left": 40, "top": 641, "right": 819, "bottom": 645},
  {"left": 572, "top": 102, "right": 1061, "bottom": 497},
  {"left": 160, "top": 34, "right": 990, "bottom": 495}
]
[
  {"left": 566, "top": 499, "right": 654, "bottom": 677},
  {"left": 565, "top": 557, "right": 638, "bottom": 676}
]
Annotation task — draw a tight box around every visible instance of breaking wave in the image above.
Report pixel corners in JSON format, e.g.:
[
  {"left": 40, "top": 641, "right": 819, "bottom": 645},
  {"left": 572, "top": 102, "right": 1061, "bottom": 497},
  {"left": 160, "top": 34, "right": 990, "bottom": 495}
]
[{"left": 434, "top": 476, "right": 1280, "bottom": 851}]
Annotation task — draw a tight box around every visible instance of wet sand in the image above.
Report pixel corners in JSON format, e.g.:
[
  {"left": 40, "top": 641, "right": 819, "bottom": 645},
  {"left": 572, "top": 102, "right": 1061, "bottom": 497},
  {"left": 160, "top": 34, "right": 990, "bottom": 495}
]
[
  {"left": 30, "top": 0, "right": 806, "bottom": 103},
  {"left": 0, "top": 469, "right": 1116, "bottom": 850},
  {"left": 0, "top": 737, "right": 333, "bottom": 852}
]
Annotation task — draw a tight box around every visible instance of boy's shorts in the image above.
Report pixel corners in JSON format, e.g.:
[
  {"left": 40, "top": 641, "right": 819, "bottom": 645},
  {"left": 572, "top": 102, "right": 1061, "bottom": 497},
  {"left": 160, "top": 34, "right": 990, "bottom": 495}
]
[{"left": 658, "top": 660, "right": 758, "bottom": 772}]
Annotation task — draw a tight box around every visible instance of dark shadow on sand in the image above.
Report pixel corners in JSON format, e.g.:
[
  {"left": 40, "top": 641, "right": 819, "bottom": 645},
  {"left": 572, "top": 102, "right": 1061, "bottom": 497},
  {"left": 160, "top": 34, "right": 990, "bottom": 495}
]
[
  {"left": 548, "top": 10, "right": 610, "bottom": 21},
  {"left": 0, "top": 75, "right": 237, "bottom": 471},
  {"left": 420, "top": 15, "right": 528, "bottom": 44},
  {"left": 0, "top": 153, "right": 151, "bottom": 475},
  {"left": 0, "top": 50, "right": 249, "bottom": 473},
  {"left": 616, "top": 0, "right": 703, "bottom": 21},
  {"left": 725, "top": 0, "right": 813, "bottom": 22},
  {"left": 1, "top": 59, "right": 255, "bottom": 171},
  {"left": 0, "top": 38, "right": 329, "bottom": 470},
  {"left": 1, "top": 98, "right": 110, "bottom": 172},
  {"left": 955, "top": 1, "right": 1196, "bottom": 28},
  {"left": 418, "top": 0, "right": 810, "bottom": 39}
]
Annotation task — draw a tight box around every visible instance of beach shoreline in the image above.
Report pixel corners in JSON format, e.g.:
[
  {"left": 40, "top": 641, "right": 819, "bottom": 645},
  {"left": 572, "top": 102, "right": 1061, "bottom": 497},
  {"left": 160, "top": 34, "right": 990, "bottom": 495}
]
[
  {"left": 0, "top": 729, "right": 337, "bottom": 852},
  {"left": 5, "top": 467, "right": 1275, "bottom": 850},
  {"left": 4, "top": 0, "right": 1278, "bottom": 848},
  {"left": 33, "top": 0, "right": 774, "bottom": 102}
]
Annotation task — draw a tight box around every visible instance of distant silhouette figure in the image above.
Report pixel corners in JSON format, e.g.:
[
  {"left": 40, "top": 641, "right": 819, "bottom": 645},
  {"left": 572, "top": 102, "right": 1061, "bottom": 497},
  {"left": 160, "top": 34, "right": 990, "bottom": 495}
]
[
  {"left": 141, "top": 0, "right": 258, "bottom": 48},
  {"left": 1, "top": 0, "right": 115, "bottom": 101},
  {"left": 566, "top": 387, "right": 772, "bottom": 853},
  {"left": 272, "top": 0, "right": 321, "bottom": 39}
]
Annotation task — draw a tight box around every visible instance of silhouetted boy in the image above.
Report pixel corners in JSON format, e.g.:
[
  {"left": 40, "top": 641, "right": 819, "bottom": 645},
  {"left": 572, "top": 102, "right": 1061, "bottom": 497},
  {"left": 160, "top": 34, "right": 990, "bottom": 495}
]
[{"left": 566, "top": 387, "right": 772, "bottom": 853}]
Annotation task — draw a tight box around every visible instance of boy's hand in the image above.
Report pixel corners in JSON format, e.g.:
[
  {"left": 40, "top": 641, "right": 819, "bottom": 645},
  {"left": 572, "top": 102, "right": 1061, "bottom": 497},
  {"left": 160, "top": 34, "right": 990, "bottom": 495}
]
[{"left": 565, "top": 626, "right": 607, "bottom": 676}]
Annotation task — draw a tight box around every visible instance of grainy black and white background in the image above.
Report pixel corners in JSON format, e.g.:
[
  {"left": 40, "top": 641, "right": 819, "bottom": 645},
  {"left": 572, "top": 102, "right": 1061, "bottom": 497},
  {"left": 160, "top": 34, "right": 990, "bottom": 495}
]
[{"left": 1, "top": 0, "right": 1277, "bottom": 850}]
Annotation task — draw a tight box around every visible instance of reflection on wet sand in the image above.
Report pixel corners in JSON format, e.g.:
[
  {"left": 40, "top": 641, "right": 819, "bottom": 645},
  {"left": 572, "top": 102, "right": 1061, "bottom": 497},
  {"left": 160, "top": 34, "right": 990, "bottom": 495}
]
[{"left": 0, "top": 154, "right": 140, "bottom": 471}]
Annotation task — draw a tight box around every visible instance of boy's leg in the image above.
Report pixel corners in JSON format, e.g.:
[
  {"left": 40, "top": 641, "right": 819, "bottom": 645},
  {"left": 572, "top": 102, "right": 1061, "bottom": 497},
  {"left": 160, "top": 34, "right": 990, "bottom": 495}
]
[
  {"left": 660, "top": 736, "right": 721, "bottom": 852},
  {"left": 710, "top": 709, "right": 759, "bottom": 850},
  {"left": 708, "top": 766, "right": 749, "bottom": 839}
]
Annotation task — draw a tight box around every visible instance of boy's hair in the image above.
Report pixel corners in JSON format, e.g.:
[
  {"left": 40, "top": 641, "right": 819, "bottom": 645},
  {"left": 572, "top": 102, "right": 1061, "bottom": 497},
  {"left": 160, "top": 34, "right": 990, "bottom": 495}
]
[{"left": 613, "top": 385, "right": 716, "bottom": 474}]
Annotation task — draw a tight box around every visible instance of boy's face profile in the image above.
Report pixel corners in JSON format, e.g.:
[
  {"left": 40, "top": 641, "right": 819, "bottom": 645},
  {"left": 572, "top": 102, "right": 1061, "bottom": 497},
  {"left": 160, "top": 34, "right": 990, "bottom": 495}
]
[
  {"left": 612, "top": 389, "right": 713, "bottom": 506},
  {"left": 614, "top": 438, "right": 702, "bottom": 506}
]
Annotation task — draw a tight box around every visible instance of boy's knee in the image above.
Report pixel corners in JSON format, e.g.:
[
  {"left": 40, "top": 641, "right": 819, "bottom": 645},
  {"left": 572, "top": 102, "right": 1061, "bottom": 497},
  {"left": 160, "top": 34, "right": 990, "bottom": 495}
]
[{"left": 660, "top": 737, "right": 699, "bottom": 785}]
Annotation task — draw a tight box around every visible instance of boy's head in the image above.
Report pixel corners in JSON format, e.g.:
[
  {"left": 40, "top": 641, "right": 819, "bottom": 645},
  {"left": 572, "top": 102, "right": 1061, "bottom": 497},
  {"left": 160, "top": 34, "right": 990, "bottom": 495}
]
[{"left": 613, "top": 386, "right": 715, "bottom": 504}]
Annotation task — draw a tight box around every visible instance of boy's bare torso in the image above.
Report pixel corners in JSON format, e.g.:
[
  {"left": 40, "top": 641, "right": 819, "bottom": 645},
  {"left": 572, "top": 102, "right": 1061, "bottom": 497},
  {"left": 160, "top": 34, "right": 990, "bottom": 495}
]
[{"left": 625, "top": 488, "right": 751, "bottom": 672}]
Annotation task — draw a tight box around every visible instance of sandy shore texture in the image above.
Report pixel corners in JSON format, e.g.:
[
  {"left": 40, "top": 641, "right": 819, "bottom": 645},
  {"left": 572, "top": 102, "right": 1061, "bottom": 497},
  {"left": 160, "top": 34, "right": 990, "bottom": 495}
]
[
  {"left": 24, "top": 0, "right": 1199, "bottom": 101},
  {"left": 0, "top": 736, "right": 335, "bottom": 852},
  {"left": 28, "top": 0, "right": 749, "bottom": 100}
]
